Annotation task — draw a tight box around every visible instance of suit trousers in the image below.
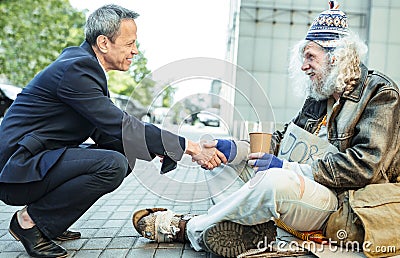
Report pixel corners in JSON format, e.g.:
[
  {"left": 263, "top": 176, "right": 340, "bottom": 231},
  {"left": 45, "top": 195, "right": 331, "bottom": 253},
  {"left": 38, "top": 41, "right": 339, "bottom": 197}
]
[{"left": 0, "top": 147, "right": 129, "bottom": 238}]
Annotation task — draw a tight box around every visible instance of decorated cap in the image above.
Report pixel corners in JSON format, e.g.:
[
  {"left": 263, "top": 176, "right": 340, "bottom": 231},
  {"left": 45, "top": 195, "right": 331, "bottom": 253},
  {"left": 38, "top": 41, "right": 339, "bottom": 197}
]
[{"left": 305, "top": 1, "right": 348, "bottom": 49}]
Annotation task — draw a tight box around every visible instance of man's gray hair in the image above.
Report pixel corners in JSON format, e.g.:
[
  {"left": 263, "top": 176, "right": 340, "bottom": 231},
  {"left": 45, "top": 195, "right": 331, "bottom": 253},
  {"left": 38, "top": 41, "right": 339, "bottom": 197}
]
[{"left": 85, "top": 4, "right": 139, "bottom": 45}]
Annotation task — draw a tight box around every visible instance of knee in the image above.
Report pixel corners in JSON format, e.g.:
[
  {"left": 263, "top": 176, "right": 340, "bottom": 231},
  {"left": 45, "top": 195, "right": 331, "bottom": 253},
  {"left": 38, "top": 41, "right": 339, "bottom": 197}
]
[
  {"left": 251, "top": 169, "right": 300, "bottom": 195},
  {"left": 97, "top": 151, "right": 128, "bottom": 192}
]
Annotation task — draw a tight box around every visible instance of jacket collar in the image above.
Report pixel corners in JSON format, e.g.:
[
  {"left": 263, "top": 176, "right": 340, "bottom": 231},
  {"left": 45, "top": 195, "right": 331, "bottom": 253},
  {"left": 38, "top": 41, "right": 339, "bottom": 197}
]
[
  {"left": 80, "top": 40, "right": 108, "bottom": 81},
  {"left": 341, "top": 63, "right": 370, "bottom": 102},
  {"left": 80, "top": 40, "right": 97, "bottom": 58}
]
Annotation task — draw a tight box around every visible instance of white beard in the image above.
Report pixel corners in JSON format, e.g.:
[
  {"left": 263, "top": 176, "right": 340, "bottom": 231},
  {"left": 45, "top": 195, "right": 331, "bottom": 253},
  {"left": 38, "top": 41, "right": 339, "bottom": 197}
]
[
  {"left": 291, "top": 63, "right": 339, "bottom": 101},
  {"left": 306, "top": 67, "right": 337, "bottom": 100}
]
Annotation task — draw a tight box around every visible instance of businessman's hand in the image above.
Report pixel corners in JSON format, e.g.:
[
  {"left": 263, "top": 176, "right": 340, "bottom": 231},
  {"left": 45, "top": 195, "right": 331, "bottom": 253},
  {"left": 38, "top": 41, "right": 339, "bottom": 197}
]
[{"left": 186, "top": 140, "right": 227, "bottom": 170}]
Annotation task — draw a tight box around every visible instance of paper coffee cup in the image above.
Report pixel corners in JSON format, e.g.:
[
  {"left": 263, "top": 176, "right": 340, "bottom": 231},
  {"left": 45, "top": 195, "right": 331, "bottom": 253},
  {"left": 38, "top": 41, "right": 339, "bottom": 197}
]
[{"left": 249, "top": 132, "right": 272, "bottom": 153}]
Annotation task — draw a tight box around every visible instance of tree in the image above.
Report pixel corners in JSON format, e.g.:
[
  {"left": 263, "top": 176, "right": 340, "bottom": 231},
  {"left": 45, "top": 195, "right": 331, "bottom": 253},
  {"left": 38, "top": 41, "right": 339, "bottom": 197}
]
[
  {"left": 0, "top": 0, "right": 86, "bottom": 86},
  {"left": 0, "top": 0, "right": 168, "bottom": 107}
]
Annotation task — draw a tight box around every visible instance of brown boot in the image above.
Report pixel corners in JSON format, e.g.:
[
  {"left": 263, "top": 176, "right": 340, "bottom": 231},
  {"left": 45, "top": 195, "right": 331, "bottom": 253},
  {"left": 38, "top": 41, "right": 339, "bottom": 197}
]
[{"left": 132, "top": 208, "right": 195, "bottom": 243}]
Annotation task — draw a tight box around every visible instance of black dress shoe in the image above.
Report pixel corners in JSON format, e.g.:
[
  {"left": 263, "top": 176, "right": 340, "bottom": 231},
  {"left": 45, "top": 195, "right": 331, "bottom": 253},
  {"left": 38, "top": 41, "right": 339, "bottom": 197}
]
[
  {"left": 9, "top": 212, "right": 68, "bottom": 258},
  {"left": 54, "top": 230, "right": 81, "bottom": 241}
]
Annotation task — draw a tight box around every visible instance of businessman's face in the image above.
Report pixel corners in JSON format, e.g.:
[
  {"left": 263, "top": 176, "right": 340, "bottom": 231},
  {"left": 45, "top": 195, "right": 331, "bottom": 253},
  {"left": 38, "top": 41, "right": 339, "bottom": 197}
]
[{"left": 104, "top": 19, "right": 138, "bottom": 71}]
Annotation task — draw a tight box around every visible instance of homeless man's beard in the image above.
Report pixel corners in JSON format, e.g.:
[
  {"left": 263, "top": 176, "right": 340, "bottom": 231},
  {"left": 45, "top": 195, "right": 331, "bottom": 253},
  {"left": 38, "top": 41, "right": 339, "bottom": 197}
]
[{"left": 305, "top": 67, "right": 337, "bottom": 101}]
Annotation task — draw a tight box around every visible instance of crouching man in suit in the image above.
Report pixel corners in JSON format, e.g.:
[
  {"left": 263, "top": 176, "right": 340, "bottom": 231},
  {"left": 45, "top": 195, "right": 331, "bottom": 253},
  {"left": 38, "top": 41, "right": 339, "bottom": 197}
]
[{"left": 0, "top": 4, "right": 225, "bottom": 258}]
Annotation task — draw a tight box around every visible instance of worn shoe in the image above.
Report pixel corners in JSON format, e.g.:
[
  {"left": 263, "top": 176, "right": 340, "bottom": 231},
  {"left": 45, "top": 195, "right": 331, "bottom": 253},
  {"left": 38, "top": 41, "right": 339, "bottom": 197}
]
[
  {"left": 53, "top": 230, "right": 81, "bottom": 241},
  {"left": 9, "top": 212, "right": 68, "bottom": 258},
  {"left": 203, "top": 220, "right": 277, "bottom": 258},
  {"left": 132, "top": 208, "right": 195, "bottom": 243}
]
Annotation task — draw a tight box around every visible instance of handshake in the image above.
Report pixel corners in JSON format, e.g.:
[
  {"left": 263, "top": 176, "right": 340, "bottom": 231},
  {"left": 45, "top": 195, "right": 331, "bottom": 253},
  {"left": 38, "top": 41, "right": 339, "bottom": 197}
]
[{"left": 188, "top": 139, "right": 283, "bottom": 172}]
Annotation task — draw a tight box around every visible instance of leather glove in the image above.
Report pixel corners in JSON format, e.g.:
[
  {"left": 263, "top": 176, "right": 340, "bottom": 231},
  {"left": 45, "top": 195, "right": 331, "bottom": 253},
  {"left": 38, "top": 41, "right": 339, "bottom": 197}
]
[
  {"left": 247, "top": 153, "right": 283, "bottom": 172},
  {"left": 216, "top": 139, "right": 237, "bottom": 162}
]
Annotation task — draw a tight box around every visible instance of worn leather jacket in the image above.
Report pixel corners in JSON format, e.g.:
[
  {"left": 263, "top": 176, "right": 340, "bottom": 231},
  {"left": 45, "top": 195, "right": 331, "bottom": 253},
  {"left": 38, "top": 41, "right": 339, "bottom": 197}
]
[{"left": 274, "top": 64, "right": 400, "bottom": 191}]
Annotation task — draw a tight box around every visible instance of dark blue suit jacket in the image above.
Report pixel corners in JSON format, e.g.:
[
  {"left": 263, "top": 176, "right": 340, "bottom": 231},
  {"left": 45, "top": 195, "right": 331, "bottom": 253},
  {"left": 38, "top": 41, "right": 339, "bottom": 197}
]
[{"left": 0, "top": 41, "right": 185, "bottom": 183}]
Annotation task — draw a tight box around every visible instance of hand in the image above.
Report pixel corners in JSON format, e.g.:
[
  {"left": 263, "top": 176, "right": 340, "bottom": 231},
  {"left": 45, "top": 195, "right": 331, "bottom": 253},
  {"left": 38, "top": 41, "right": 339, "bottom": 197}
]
[
  {"left": 247, "top": 152, "right": 283, "bottom": 172},
  {"left": 201, "top": 148, "right": 228, "bottom": 170},
  {"left": 185, "top": 140, "right": 216, "bottom": 167},
  {"left": 216, "top": 139, "right": 237, "bottom": 162},
  {"left": 186, "top": 140, "right": 227, "bottom": 170}
]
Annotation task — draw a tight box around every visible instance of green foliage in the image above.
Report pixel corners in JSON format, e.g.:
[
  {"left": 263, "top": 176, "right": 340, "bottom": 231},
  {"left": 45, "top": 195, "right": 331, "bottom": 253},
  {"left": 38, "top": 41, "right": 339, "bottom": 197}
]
[
  {"left": 161, "top": 85, "right": 176, "bottom": 107},
  {"left": 108, "top": 45, "right": 157, "bottom": 106},
  {"left": 0, "top": 0, "right": 86, "bottom": 86},
  {"left": 0, "top": 0, "right": 174, "bottom": 107}
]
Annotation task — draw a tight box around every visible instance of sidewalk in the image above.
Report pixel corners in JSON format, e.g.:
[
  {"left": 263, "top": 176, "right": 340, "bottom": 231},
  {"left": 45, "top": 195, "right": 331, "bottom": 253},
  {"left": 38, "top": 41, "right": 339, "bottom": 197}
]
[{"left": 0, "top": 156, "right": 239, "bottom": 258}]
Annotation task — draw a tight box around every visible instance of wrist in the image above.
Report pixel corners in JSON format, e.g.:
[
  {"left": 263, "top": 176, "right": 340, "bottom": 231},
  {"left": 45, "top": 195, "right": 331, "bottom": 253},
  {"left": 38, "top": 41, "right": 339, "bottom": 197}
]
[{"left": 216, "top": 139, "right": 237, "bottom": 162}]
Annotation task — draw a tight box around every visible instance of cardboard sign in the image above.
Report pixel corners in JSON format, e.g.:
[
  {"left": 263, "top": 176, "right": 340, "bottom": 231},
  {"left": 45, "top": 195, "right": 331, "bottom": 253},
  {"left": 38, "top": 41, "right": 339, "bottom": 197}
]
[{"left": 278, "top": 122, "right": 338, "bottom": 165}]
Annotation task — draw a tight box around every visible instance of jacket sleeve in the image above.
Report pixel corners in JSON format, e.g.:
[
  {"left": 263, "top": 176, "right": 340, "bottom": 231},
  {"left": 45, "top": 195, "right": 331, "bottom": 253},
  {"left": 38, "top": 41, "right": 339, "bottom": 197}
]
[
  {"left": 57, "top": 58, "right": 185, "bottom": 168},
  {"left": 312, "top": 87, "right": 400, "bottom": 188}
]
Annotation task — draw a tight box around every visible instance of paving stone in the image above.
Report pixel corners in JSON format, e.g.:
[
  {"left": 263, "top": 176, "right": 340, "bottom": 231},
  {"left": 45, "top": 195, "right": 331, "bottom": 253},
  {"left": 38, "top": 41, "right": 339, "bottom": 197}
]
[
  {"left": 99, "top": 249, "right": 129, "bottom": 258},
  {"left": 81, "top": 238, "right": 112, "bottom": 250},
  {"left": 93, "top": 227, "right": 121, "bottom": 238},
  {"left": 103, "top": 220, "right": 125, "bottom": 228},
  {"left": 106, "top": 236, "right": 136, "bottom": 249},
  {"left": 154, "top": 248, "right": 184, "bottom": 258},
  {"left": 73, "top": 249, "right": 103, "bottom": 257},
  {"left": 80, "top": 219, "right": 107, "bottom": 229},
  {"left": 109, "top": 211, "right": 131, "bottom": 220},
  {"left": 117, "top": 226, "right": 139, "bottom": 237},
  {"left": 158, "top": 242, "right": 185, "bottom": 249},
  {"left": 61, "top": 238, "right": 87, "bottom": 250},
  {"left": 0, "top": 252, "right": 25, "bottom": 258},
  {"left": 77, "top": 228, "right": 99, "bottom": 238},
  {"left": 182, "top": 248, "right": 210, "bottom": 258},
  {"left": 89, "top": 211, "right": 113, "bottom": 220},
  {"left": 3, "top": 241, "right": 24, "bottom": 252},
  {"left": 132, "top": 237, "right": 158, "bottom": 249},
  {"left": 126, "top": 248, "right": 156, "bottom": 258}
]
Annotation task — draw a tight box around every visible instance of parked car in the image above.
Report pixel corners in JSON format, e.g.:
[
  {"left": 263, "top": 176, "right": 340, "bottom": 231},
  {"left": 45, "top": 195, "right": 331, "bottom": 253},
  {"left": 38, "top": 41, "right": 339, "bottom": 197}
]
[
  {"left": 0, "top": 83, "right": 22, "bottom": 118},
  {"left": 150, "top": 107, "right": 170, "bottom": 124},
  {"left": 197, "top": 109, "right": 220, "bottom": 127},
  {"left": 110, "top": 93, "right": 151, "bottom": 121}
]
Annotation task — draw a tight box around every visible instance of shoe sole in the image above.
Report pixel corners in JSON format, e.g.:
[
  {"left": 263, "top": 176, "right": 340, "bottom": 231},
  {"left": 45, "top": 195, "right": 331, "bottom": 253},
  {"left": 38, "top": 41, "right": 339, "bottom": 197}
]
[
  {"left": 203, "top": 221, "right": 276, "bottom": 258},
  {"left": 53, "top": 231, "right": 81, "bottom": 242},
  {"left": 9, "top": 228, "right": 20, "bottom": 241},
  {"left": 53, "top": 235, "right": 81, "bottom": 241}
]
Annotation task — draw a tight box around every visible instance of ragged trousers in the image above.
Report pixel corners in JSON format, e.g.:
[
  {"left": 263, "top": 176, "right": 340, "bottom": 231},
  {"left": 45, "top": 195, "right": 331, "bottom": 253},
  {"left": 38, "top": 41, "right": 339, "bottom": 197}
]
[{"left": 186, "top": 165, "right": 338, "bottom": 251}]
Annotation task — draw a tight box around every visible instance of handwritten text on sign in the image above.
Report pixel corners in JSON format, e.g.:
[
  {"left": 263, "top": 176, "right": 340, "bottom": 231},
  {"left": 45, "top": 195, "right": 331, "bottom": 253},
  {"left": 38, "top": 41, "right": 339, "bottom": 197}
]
[{"left": 278, "top": 123, "right": 338, "bottom": 165}]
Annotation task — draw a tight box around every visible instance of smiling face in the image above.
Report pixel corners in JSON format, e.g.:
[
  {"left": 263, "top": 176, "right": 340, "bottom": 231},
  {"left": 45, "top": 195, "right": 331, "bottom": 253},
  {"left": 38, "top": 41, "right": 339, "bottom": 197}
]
[
  {"left": 301, "top": 41, "right": 330, "bottom": 85},
  {"left": 300, "top": 41, "right": 335, "bottom": 99},
  {"left": 96, "top": 19, "right": 138, "bottom": 72}
]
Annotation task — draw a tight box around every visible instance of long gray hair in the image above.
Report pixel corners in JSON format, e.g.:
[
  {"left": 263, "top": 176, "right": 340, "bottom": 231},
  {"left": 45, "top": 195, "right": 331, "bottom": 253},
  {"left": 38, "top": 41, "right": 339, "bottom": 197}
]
[
  {"left": 85, "top": 4, "right": 139, "bottom": 45},
  {"left": 289, "top": 31, "right": 368, "bottom": 100}
]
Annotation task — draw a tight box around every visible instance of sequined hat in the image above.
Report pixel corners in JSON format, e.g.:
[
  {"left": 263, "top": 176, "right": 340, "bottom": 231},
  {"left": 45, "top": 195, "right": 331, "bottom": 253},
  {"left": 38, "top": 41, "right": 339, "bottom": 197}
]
[{"left": 305, "top": 1, "right": 349, "bottom": 49}]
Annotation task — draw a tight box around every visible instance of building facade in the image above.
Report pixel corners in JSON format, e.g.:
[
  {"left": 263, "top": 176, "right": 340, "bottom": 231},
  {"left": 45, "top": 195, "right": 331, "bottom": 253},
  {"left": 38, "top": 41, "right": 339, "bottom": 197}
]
[{"left": 222, "top": 0, "right": 400, "bottom": 138}]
